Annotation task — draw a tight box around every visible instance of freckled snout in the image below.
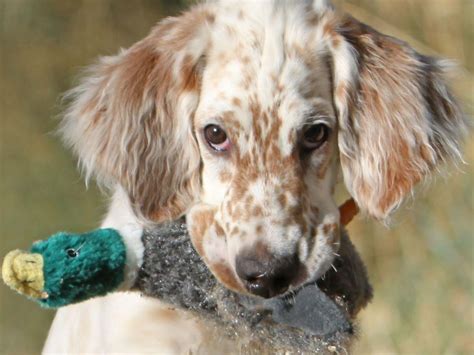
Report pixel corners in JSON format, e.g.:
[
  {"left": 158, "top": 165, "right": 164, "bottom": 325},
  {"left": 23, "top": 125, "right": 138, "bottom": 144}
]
[{"left": 235, "top": 248, "right": 301, "bottom": 298}]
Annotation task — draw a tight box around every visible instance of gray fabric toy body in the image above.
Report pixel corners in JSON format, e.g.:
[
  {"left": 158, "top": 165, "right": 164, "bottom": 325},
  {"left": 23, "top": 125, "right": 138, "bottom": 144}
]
[{"left": 137, "top": 222, "right": 372, "bottom": 353}]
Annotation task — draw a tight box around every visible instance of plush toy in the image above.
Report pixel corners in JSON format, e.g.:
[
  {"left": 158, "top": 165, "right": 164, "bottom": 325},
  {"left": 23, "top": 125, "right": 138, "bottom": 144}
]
[
  {"left": 2, "top": 228, "right": 127, "bottom": 307},
  {"left": 2, "top": 199, "right": 371, "bottom": 353}
]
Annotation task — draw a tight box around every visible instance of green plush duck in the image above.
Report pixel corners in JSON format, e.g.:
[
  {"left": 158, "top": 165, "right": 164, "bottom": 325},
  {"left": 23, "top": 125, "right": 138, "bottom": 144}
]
[
  {"left": 2, "top": 229, "right": 127, "bottom": 308},
  {"left": 1, "top": 199, "right": 360, "bottom": 310}
]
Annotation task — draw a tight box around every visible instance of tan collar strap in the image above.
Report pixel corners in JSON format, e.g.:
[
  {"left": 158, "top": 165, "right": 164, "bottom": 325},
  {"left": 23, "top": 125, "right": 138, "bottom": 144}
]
[{"left": 339, "top": 198, "right": 359, "bottom": 226}]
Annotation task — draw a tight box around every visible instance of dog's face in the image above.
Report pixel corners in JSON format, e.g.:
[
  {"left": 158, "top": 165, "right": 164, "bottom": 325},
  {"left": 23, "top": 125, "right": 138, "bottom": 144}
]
[
  {"left": 61, "top": 1, "right": 465, "bottom": 297},
  {"left": 189, "top": 27, "right": 341, "bottom": 296}
]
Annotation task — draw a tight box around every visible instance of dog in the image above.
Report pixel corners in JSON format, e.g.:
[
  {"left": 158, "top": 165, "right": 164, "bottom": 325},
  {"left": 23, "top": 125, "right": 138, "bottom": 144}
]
[{"left": 43, "top": 0, "right": 466, "bottom": 353}]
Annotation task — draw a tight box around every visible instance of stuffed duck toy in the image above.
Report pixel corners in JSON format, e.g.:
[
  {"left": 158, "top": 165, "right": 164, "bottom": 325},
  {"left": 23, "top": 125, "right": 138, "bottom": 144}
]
[
  {"left": 2, "top": 228, "right": 126, "bottom": 308},
  {"left": 2, "top": 199, "right": 371, "bottom": 353}
]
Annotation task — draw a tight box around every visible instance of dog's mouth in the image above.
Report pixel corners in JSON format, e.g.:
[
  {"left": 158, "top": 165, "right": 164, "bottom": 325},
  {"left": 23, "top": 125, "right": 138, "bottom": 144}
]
[{"left": 237, "top": 199, "right": 359, "bottom": 299}]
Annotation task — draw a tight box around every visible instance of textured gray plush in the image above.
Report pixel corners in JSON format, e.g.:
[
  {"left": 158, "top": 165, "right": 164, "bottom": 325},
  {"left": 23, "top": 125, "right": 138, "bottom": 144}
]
[{"left": 135, "top": 221, "right": 372, "bottom": 353}]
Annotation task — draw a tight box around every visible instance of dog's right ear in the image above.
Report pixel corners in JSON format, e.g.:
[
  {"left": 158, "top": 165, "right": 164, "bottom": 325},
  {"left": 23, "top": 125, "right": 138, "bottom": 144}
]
[
  {"left": 321, "top": 12, "right": 466, "bottom": 220},
  {"left": 60, "top": 6, "right": 214, "bottom": 222}
]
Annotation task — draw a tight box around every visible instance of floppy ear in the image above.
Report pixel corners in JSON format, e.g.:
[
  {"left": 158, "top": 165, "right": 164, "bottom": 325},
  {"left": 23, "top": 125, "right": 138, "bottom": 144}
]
[
  {"left": 60, "top": 7, "right": 214, "bottom": 222},
  {"left": 325, "top": 14, "right": 466, "bottom": 220}
]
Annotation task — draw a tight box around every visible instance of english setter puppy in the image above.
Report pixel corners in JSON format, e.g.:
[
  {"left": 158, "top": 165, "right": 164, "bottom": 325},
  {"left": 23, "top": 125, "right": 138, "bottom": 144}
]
[{"left": 44, "top": 0, "right": 465, "bottom": 353}]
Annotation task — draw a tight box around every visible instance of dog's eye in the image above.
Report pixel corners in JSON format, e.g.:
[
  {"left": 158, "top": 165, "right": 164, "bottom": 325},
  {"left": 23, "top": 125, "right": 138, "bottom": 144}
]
[
  {"left": 204, "top": 124, "right": 231, "bottom": 152},
  {"left": 302, "top": 124, "right": 330, "bottom": 151}
]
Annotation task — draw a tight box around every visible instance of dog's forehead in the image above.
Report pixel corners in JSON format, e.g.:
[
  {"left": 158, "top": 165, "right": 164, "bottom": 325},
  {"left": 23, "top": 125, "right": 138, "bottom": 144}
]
[{"left": 196, "top": 8, "right": 334, "bottom": 151}]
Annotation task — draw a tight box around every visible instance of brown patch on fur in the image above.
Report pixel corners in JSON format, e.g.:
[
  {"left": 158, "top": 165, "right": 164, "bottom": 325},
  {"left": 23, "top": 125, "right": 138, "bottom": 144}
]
[
  {"left": 214, "top": 223, "right": 225, "bottom": 238},
  {"left": 287, "top": 128, "right": 296, "bottom": 147},
  {"left": 335, "top": 83, "right": 348, "bottom": 102},
  {"left": 189, "top": 209, "right": 215, "bottom": 256},
  {"left": 190, "top": 233, "right": 205, "bottom": 257},
  {"left": 252, "top": 205, "right": 263, "bottom": 217},
  {"left": 181, "top": 54, "right": 202, "bottom": 92},
  {"left": 226, "top": 202, "right": 233, "bottom": 216},
  {"left": 232, "top": 207, "right": 243, "bottom": 221},
  {"left": 219, "top": 171, "right": 232, "bottom": 183},
  {"left": 332, "top": 35, "right": 341, "bottom": 49},
  {"left": 307, "top": 11, "right": 320, "bottom": 26},
  {"left": 154, "top": 307, "right": 182, "bottom": 322},
  {"left": 316, "top": 142, "right": 332, "bottom": 179},
  {"left": 210, "top": 262, "right": 245, "bottom": 292},
  {"left": 323, "top": 22, "right": 335, "bottom": 38},
  {"left": 231, "top": 97, "right": 242, "bottom": 107},
  {"left": 244, "top": 194, "right": 254, "bottom": 208},
  {"left": 355, "top": 135, "right": 424, "bottom": 216},
  {"left": 278, "top": 193, "right": 287, "bottom": 208},
  {"left": 323, "top": 223, "right": 337, "bottom": 235},
  {"left": 205, "top": 12, "right": 215, "bottom": 24},
  {"left": 241, "top": 55, "right": 251, "bottom": 66},
  {"left": 230, "top": 226, "right": 240, "bottom": 236},
  {"left": 377, "top": 170, "right": 423, "bottom": 215},
  {"left": 221, "top": 111, "right": 243, "bottom": 131}
]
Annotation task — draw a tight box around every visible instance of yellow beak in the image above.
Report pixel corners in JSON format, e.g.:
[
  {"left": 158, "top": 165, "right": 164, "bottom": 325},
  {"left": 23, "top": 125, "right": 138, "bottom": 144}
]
[{"left": 2, "top": 250, "right": 47, "bottom": 299}]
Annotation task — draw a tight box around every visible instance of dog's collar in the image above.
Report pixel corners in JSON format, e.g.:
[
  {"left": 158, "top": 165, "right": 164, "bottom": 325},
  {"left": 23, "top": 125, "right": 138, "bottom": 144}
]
[{"left": 339, "top": 198, "right": 358, "bottom": 226}]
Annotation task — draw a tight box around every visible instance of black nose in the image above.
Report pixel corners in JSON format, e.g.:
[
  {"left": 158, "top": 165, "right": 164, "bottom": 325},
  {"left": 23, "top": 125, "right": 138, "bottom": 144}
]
[{"left": 235, "top": 250, "right": 300, "bottom": 298}]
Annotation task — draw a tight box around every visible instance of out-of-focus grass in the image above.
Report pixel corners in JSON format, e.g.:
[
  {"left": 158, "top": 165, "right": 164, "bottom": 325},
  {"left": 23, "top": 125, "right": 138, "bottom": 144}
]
[
  {"left": 339, "top": 1, "right": 474, "bottom": 354},
  {"left": 0, "top": 0, "right": 472, "bottom": 354},
  {"left": 351, "top": 144, "right": 474, "bottom": 354},
  {"left": 0, "top": 1, "right": 185, "bottom": 353}
]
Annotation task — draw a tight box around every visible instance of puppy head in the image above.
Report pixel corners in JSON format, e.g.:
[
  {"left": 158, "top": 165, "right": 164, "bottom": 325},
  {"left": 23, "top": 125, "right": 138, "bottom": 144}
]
[{"left": 62, "top": 1, "right": 466, "bottom": 297}]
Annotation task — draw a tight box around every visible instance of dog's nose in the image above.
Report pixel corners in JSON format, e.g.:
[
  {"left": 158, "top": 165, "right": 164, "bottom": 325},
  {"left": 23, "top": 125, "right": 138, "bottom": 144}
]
[{"left": 235, "top": 251, "right": 299, "bottom": 298}]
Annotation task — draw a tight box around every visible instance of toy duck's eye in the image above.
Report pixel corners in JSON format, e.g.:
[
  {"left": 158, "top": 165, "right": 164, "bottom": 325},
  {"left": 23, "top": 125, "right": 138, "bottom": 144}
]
[{"left": 66, "top": 249, "right": 78, "bottom": 258}]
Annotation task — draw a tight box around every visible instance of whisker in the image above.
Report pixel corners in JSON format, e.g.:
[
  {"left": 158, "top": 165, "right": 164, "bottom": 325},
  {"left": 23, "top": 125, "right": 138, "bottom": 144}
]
[
  {"left": 75, "top": 241, "right": 87, "bottom": 252},
  {"left": 331, "top": 263, "right": 338, "bottom": 272}
]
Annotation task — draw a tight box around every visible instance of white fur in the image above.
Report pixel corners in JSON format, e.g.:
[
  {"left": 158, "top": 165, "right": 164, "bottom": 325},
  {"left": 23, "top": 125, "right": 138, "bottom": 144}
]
[
  {"left": 44, "top": 293, "right": 207, "bottom": 354},
  {"left": 101, "top": 187, "right": 144, "bottom": 290}
]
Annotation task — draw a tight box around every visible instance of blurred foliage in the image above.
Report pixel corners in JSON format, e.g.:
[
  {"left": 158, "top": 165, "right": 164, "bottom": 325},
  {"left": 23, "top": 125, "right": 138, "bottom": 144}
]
[{"left": 0, "top": 0, "right": 472, "bottom": 354}]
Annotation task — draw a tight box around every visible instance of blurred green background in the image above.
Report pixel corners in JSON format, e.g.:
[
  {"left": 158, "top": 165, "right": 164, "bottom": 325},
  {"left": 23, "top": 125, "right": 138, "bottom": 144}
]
[{"left": 0, "top": 0, "right": 472, "bottom": 354}]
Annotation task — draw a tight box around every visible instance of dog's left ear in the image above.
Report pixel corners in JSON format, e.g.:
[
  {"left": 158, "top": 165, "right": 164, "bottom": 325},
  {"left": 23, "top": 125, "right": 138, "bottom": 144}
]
[{"left": 325, "top": 14, "right": 466, "bottom": 220}]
